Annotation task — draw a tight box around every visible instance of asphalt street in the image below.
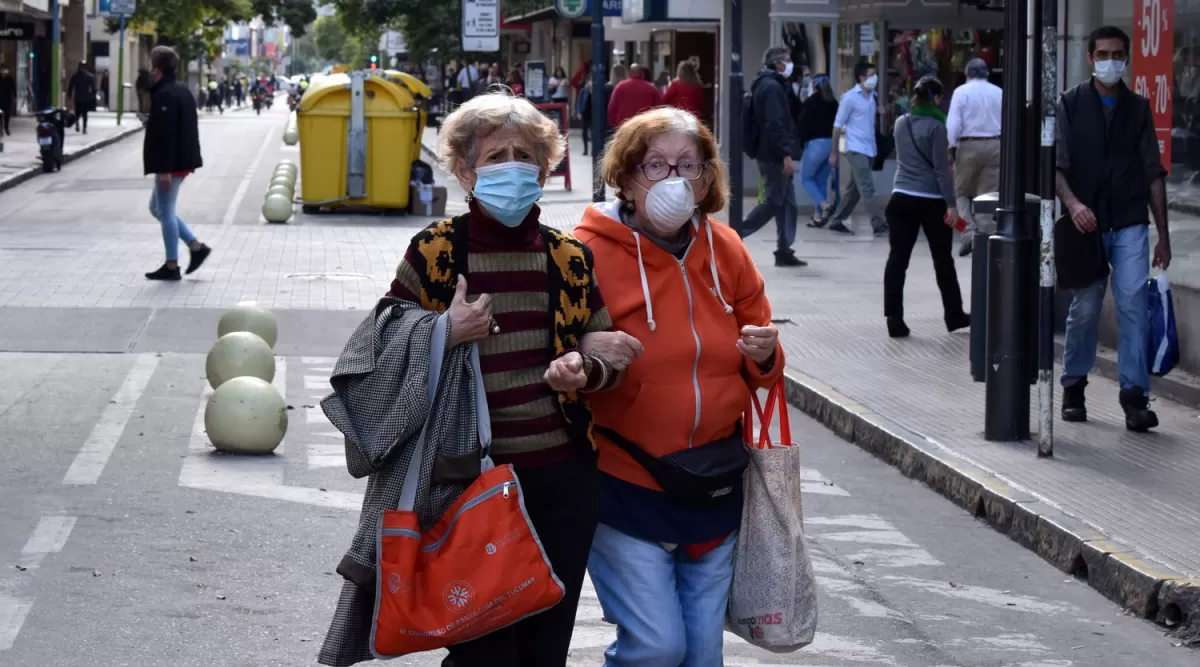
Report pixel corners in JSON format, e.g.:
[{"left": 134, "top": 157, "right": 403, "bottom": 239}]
[{"left": 0, "top": 102, "right": 1194, "bottom": 667}]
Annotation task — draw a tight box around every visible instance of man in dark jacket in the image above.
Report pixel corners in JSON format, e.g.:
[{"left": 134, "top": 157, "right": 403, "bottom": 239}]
[
  {"left": 739, "top": 46, "right": 805, "bottom": 267},
  {"left": 1054, "top": 26, "right": 1170, "bottom": 431},
  {"left": 143, "top": 46, "right": 211, "bottom": 281},
  {"left": 67, "top": 62, "right": 96, "bottom": 133},
  {"left": 0, "top": 63, "right": 16, "bottom": 136}
]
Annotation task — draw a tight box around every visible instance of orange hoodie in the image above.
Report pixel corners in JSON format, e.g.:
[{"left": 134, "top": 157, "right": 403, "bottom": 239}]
[{"left": 575, "top": 202, "right": 785, "bottom": 492}]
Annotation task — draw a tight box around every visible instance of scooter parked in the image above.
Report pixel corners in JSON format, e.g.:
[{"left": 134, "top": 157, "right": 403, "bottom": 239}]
[{"left": 35, "top": 107, "right": 72, "bottom": 173}]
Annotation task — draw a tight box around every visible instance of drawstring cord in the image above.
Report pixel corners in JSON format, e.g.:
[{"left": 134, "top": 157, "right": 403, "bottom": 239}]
[
  {"left": 703, "top": 220, "right": 734, "bottom": 314},
  {"left": 632, "top": 231, "right": 657, "bottom": 332}
]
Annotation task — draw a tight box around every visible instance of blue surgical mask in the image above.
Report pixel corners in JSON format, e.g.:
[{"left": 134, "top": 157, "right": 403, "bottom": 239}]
[
  {"left": 472, "top": 162, "right": 543, "bottom": 227},
  {"left": 1094, "top": 59, "right": 1126, "bottom": 86}
]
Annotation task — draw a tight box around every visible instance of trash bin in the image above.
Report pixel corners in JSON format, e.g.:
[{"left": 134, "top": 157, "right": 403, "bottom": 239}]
[
  {"left": 296, "top": 71, "right": 426, "bottom": 211},
  {"left": 969, "top": 192, "right": 1041, "bottom": 384}
]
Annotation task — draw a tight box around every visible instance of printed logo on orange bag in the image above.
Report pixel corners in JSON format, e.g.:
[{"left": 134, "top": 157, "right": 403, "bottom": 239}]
[
  {"left": 444, "top": 581, "right": 475, "bottom": 612},
  {"left": 388, "top": 573, "right": 413, "bottom": 596}
]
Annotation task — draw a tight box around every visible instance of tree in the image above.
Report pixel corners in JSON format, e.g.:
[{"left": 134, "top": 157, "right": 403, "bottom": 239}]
[{"left": 311, "top": 15, "right": 348, "bottom": 64}]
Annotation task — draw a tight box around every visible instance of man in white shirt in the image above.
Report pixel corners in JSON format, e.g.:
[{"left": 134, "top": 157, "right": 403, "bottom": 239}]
[
  {"left": 947, "top": 58, "right": 1003, "bottom": 255},
  {"left": 815, "top": 61, "right": 888, "bottom": 236}
]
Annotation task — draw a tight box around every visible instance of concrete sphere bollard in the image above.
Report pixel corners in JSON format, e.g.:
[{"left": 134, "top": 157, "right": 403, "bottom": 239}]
[
  {"left": 218, "top": 301, "right": 279, "bottom": 348},
  {"left": 270, "top": 173, "right": 295, "bottom": 189},
  {"left": 206, "top": 331, "right": 276, "bottom": 389},
  {"left": 263, "top": 193, "right": 293, "bottom": 224},
  {"left": 267, "top": 183, "right": 292, "bottom": 199},
  {"left": 204, "top": 376, "right": 288, "bottom": 454},
  {"left": 283, "top": 119, "right": 299, "bottom": 146},
  {"left": 276, "top": 163, "right": 297, "bottom": 176},
  {"left": 277, "top": 159, "right": 296, "bottom": 170}
]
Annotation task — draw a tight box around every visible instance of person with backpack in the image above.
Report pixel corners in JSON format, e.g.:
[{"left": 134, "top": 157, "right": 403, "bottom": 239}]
[{"left": 739, "top": 46, "right": 806, "bottom": 267}]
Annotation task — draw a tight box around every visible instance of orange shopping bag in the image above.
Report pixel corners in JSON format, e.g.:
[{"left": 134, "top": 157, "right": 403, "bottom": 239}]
[{"left": 370, "top": 315, "right": 564, "bottom": 658}]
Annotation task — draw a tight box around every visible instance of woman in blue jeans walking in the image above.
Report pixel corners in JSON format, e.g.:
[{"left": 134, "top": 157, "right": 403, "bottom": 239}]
[{"left": 796, "top": 75, "right": 838, "bottom": 224}]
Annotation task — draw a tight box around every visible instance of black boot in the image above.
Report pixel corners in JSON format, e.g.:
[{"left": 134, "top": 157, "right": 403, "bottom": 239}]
[
  {"left": 945, "top": 311, "right": 971, "bottom": 333},
  {"left": 1119, "top": 388, "right": 1159, "bottom": 432},
  {"left": 1061, "top": 379, "right": 1087, "bottom": 422},
  {"left": 774, "top": 250, "right": 807, "bottom": 267},
  {"left": 887, "top": 317, "right": 910, "bottom": 338}
]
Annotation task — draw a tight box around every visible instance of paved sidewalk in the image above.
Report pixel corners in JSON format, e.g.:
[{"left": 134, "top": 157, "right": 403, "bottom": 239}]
[
  {"left": 731, "top": 218, "right": 1200, "bottom": 627},
  {"left": 0, "top": 112, "right": 143, "bottom": 192}
]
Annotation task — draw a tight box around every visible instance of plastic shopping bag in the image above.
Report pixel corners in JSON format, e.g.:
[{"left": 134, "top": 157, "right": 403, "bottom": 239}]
[
  {"left": 725, "top": 380, "right": 818, "bottom": 652},
  {"left": 1147, "top": 271, "right": 1180, "bottom": 377}
]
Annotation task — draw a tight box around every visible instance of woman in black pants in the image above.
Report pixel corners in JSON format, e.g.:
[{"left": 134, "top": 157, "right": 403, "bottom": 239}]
[{"left": 883, "top": 76, "right": 970, "bottom": 338}]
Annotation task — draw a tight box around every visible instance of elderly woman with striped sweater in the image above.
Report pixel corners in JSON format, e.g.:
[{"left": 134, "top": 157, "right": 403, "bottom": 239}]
[{"left": 376, "top": 93, "right": 639, "bottom": 667}]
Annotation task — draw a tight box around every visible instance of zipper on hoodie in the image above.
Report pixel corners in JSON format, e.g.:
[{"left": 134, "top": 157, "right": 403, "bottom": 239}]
[{"left": 678, "top": 253, "right": 703, "bottom": 448}]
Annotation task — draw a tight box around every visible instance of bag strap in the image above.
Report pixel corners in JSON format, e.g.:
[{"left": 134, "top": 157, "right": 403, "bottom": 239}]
[
  {"left": 904, "top": 114, "right": 937, "bottom": 171},
  {"left": 745, "top": 379, "right": 792, "bottom": 449},
  {"left": 595, "top": 426, "right": 670, "bottom": 476},
  {"left": 397, "top": 313, "right": 492, "bottom": 512}
]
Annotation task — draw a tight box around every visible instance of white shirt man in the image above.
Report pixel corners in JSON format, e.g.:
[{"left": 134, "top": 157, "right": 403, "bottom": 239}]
[{"left": 947, "top": 58, "right": 1003, "bottom": 255}]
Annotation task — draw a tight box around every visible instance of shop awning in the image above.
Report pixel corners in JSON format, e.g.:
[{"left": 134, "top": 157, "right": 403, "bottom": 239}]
[{"left": 504, "top": 5, "right": 557, "bottom": 24}]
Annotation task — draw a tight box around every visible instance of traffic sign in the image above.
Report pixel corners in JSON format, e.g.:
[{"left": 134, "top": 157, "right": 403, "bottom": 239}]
[
  {"left": 108, "top": 0, "right": 137, "bottom": 16},
  {"left": 462, "top": 0, "right": 499, "bottom": 52}
]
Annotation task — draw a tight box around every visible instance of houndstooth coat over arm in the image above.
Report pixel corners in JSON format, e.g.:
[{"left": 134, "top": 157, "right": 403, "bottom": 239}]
[{"left": 317, "top": 297, "right": 480, "bottom": 666}]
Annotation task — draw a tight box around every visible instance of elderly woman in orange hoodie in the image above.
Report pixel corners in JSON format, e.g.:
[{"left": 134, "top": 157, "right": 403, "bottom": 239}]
[{"left": 575, "top": 106, "right": 784, "bottom": 666}]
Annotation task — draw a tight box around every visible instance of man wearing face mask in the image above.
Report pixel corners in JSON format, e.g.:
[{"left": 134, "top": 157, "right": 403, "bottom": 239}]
[
  {"left": 815, "top": 61, "right": 888, "bottom": 237},
  {"left": 1054, "top": 26, "right": 1171, "bottom": 432},
  {"left": 740, "top": 46, "right": 806, "bottom": 267}
]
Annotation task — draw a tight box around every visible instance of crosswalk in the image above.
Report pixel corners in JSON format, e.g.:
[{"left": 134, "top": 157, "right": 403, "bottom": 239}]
[{"left": 0, "top": 352, "right": 1095, "bottom": 665}]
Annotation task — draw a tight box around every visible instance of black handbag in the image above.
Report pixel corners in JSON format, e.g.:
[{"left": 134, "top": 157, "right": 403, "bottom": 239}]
[{"left": 597, "top": 426, "right": 749, "bottom": 506}]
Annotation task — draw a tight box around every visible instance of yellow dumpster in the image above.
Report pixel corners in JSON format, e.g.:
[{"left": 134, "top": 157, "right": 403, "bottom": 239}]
[{"left": 296, "top": 71, "right": 424, "bottom": 211}]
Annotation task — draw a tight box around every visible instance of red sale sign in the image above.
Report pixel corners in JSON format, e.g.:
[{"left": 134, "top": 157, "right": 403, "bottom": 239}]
[{"left": 1133, "top": 0, "right": 1174, "bottom": 173}]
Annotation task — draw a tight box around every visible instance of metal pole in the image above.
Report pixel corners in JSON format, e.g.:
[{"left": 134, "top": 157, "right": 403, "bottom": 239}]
[
  {"left": 727, "top": 0, "right": 743, "bottom": 234},
  {"left": 590, "top": 0, "right": 606, "bottom": 202},
  {"left": 985, "top": 0, "right": 1032, "bottom": 441},
  {"left": 50, "top": 0, "right": 59, "bottom": 106},
  {"left": 116, "top": 16, "right": 125, "bottom": 125},
  {"left": 1037, "top": 0, "right": 1058, "bottom": 457}
]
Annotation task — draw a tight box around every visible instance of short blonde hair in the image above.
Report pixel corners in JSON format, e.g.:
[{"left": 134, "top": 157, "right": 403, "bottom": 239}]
[
  {"left": 436, "top": 92, "right": 566, "bottom": 175},
  {"left": 601, "top": 107, "right": 729, "bottom": 215}
]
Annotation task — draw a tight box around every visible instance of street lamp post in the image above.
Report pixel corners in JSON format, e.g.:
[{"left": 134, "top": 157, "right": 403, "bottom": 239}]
[
  {"left": 50, "top": 0, "right": 59, "bottom": 106},
  {"left": 727, "top": 0, "right": 744, "bottom": 235},
  {"left": 590, "top": 0, "right": 606, "bottom": 202},
  {"left": 1036, "top": 0, "right": 1059, "bottom": 456},
  {"left": 984, "top": 0, "right": 1032, "bottom": 441}
]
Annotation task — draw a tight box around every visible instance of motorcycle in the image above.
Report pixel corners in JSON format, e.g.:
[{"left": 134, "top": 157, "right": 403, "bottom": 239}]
[
  {"left": 252, "top": 91, "right": 264, "bottom": 115},
  {"left": 35, "top": 107, "right": 72, "bottom": 173},
  {"left": 287, "top": 90, "right": 301, "bottom": 112},
  {"left": 264, "top": 89, "right": 274, "bottom": 109}
]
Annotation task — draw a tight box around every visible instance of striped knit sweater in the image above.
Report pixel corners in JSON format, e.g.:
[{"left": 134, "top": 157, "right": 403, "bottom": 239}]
[{"left": 388, "top": 203, "right": 616, "bottom": 465}]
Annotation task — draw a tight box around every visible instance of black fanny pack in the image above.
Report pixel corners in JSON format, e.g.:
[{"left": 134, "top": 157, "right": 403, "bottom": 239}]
[{"left": 598, "top": 426, "right": 749, "bottom": 506}]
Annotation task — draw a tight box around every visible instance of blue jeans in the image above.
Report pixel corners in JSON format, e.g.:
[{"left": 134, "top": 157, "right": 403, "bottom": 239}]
[
  {"left": 741, "top": 159, "right": 798, "bottom": 253},
  {"left": 149, "top": 175, "right": 196, "bottom": 262},
  {"left": 1062, "top": 225, "right": 1150, "bottom": 391},
  {"left": 588, "top": 523, "right": 736, "bottom": 667},
  {"left": 799, "top": 138, "right": 833, "bottom": 207}
]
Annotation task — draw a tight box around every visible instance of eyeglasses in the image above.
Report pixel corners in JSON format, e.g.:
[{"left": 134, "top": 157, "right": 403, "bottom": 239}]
[{"left": 638, "top": 160, "right": 708, "bottom": 182}]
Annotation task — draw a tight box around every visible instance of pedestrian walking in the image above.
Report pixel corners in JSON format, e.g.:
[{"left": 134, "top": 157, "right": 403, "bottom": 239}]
[
  {"left": 233, "top": 78, "right": 244, "bottom": 107},
  {"left": 99, "top": 70, "right": 110, "bottom": 109},
  {"left": 574, "top": 105, "right": 785, "bottom": 667},
  {"left": 136, "top": 67, "right": 151, "bottom": 113},
  {"left": 577, "top": 75, "right": 594, "bottom": 155},
  {"left": 317, "top": 92, "right": 623, "bottom": 667},
  {"left": 947, "top": 58, "right": 1003, "bottom": 256},
  {"left": 816, "top": 61, "right": 888, "bottom": 237},
  {"left": 795, "top": 74, "right": 838, "bottom": 224},
  {"left": 740, "top": 46, "right": 806, "bottom": 267},
  {"left": 142, "top": 46, "right": 210, "bottom": 281},
  {"left": 67, "top": 62, "right": 96, "bottom": 134},
  {"left": 505, "top": 68, "right": 525, "bottom": 97},
  {"left": 549, "top": 66, "right": 570, "bottom": 104},
  {"left": 0, "top": 63, "right": 16, "bottom": 136},
  {"left": 607, "top": 64, "right": 662, "bottom": 131},
  {"left": 1054, "top": 26, "right": 1170, "bottom": 432},
  {"left": 661, "top": 60, "right": 705, "bottom": 119},
  {"left": 882, "top": 77, "right": 970, "bottom": 339}
]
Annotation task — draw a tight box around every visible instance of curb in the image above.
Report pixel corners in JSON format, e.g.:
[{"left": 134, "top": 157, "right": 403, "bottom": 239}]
[
  {"left": 781, "top": 369, "right": 1200, "bottom": 633},
  {"left": 0, "top": 124, "right": 145, "bottom": 195}
]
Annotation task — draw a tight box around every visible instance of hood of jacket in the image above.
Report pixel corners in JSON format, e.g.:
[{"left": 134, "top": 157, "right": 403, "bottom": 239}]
[
  {"left": 574, "top": 202, "right": 785, "bottom": 491},
  {"left": 752, "top": 66, "right": 785, "bottom": 92}
]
